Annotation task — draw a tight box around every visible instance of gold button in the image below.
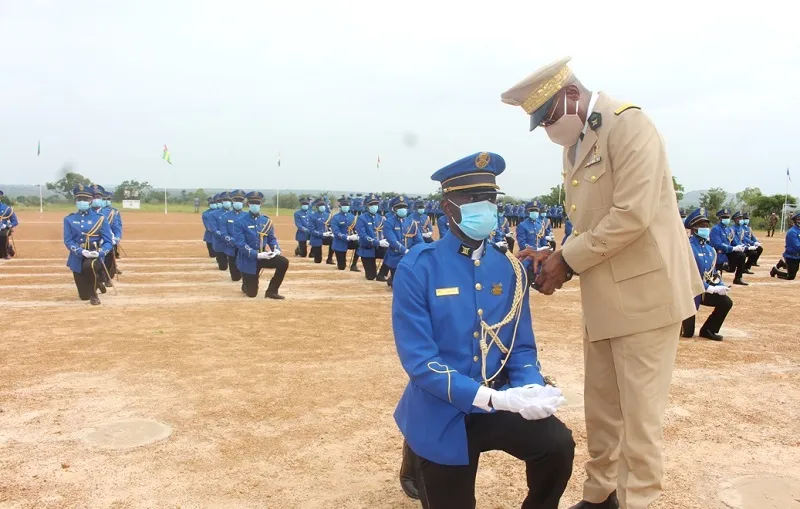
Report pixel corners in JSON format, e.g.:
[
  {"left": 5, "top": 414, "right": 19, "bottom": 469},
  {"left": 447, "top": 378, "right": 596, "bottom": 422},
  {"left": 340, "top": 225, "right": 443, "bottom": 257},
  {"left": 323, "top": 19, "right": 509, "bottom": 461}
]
[
  {"left": 601, "top": 253, "right": 605, "bottom": 257},
  {"left": 475, "top": 283, "right": 482, "bottom": 291},
  {"left": 474, "top": 259, "right": 480, "bottom": 267},
  {"left": 590, "top": 175, "right": 597, "bottom": 182},
  {"left": 571, "top": 205, "right": 577, "bottom": 211},
  {"left": 473, "top": 356, "right": 479, "bottom": 362},
  {"left": 602, "top": 240, "right": 607, "bottom": 245},
  {"left": 473, "top": 331, "right": 479, "bottom": 338},
  {"left": 477, "top": 309, "right": 483, "bottom": 316},
  {"left": 571, "top": 180, "right": 578, "bottom": 186},
  {"left": 574, "top": 230, "right": 580, "bottom": 236}
]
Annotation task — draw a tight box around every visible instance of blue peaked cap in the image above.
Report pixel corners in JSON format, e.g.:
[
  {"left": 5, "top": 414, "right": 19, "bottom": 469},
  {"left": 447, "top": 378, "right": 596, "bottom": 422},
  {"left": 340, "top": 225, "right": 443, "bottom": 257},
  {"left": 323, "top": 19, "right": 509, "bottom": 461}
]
[{"left": 431, "top": 152, "right": 505, "bottom": 195}]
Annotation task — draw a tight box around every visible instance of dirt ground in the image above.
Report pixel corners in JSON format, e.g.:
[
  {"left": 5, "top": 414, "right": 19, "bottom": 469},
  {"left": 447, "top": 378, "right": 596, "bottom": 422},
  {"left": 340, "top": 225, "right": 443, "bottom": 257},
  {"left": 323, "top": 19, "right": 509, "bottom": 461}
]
[{"left": 1, "top": 211, "right": 798, "bottom": 509}]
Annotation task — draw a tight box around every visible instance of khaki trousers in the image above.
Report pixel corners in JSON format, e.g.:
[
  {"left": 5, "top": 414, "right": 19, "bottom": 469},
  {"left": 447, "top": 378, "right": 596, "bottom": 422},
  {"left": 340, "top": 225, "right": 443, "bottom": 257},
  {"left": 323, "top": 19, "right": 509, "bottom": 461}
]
[{"left": 582, "top": 322, "right": 680, "bottom": 509}]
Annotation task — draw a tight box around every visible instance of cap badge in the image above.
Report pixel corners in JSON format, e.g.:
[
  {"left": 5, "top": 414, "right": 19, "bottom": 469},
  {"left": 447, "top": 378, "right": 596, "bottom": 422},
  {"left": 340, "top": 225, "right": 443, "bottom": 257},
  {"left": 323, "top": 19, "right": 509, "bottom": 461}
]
[
  {"left": 475, "top": 152, "right": 491, "bottom": 169},
  {"left": 491, "top": 283, "right": 503, "bottom": 296}
]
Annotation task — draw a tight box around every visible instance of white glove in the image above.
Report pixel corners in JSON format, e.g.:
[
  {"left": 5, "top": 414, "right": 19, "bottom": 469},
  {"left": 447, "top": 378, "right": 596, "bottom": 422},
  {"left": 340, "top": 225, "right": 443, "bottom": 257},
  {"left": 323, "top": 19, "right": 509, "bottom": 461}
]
[
  {"left": 518, "top": 384, "right": 566, "bottom": 420},
  {"left": 257, "top": 252, "right": 271, "bottom": 259},
  {"left": 349, "top": 234, "right": 359, "bottom": 241},
  {"left": 490, "top": 387, "right": 538, "bottom": 413},
  {"left": 733, "top": 245, "right": 745, "bottom": 252},
  {"left": 323, "top": 231, "right": 334, "bottom": 238},
  {"left": 748, "top": 246, "right": 757, "bottom": 251},
  {"left": 272, "top": 249, "right": 281, "bottom": 257},
  {"left": 422, "top": 232, "right": 433, "bottom": 238},
  {"left": 495, "top": 241, "right": 508, "bottom": 248},
  {"left": 545, "top": 235, "right": 554, "bottom": 241},
  {"left": 82, "top": 249, "right": 99, "bottom": 259},
  {"left": 379, "top": 239, "right": 389, "bottom": 248},
  {"left": 0, "top": 224, "right": 6, "bottom": 230},
  {"left": 755, "top": 242, "right": 762, "bottom": 247},
  {"left": 536, "top": 245, "right": 553, "bottom": 252},
  {"left": 706, "top": 285, "right": 729, "bottom": 296},
  {"left": 505, "top": 233, "right": 513, "bottom": 238}
]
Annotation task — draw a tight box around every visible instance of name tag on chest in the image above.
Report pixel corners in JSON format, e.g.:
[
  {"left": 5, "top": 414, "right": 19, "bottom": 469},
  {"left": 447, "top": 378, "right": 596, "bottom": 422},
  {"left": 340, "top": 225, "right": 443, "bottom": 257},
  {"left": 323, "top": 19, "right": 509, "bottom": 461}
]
[{"left": 435, "top": 287, "right": 459, "bottom": 297}]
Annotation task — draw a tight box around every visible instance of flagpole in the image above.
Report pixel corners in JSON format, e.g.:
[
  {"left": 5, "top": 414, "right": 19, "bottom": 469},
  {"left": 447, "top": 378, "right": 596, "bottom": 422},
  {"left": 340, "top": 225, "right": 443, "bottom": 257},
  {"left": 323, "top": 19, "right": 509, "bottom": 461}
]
[
  {"left": 782, "top": 167, "right": 790, "bottom": 233},
  {"left": 38, "top": 184, "right": 43, "bottom": 213},
  {"left": 276, "top": 151, "right": 281, "bottom": 217},
  {"left": 164, "top": 188, "right": 168, "bottom": 215}
]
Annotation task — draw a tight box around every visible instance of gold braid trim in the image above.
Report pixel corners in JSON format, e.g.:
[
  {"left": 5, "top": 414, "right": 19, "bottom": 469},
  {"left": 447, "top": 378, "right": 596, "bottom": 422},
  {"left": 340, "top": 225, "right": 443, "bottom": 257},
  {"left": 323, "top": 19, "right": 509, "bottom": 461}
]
[
  {"left": 257, "top": 218, "right": 273, "bottom": 252},
  {"left": 478, "top": 250, "right": 527, "bottom": 385},
  {"left": 347, "top": 214, "right": 358, "bottom": 235},
  {"left": 83, "top": 217, "right": 105, "bottom": 249}
]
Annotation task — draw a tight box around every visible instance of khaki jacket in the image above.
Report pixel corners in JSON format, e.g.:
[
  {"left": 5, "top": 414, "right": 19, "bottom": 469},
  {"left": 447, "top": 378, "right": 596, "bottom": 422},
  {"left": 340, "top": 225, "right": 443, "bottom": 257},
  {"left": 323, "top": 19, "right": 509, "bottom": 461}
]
[{"left": 561, "top": 92, "right": 704, "bottom": 341}]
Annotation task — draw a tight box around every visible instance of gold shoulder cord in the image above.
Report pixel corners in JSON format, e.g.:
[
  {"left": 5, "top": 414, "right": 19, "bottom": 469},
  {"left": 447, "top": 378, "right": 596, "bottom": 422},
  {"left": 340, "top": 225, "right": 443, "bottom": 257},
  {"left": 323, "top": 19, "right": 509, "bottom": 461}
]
[
  {"left": 257, "top": 218, "right": 273, "bottom": 252},
  {"left": 478, "top": 250, "right": 527, "bottom": 385},
  {"left": 347, "top": 214, "right": 358, "bottom": 234},
  {"left": 83, "top": 217, "right": 105, "bottom": 249},
  {"left": 375, "top": 216, "right": 384, "bottom": 241},
  {"left": 404, "top": 219, "right": 418, "bottom": 247},
  {"left": 704, "top": 246, "right": 719, "bottom": 284}
]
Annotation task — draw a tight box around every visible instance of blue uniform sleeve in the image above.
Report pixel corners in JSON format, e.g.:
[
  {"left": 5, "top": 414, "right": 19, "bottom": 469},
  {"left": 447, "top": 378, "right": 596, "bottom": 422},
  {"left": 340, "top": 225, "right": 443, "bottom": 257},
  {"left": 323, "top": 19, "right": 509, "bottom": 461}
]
[
  {"left": 710, "top": 226, "right": 733, "bottom": 253},
  {"left": 505, "top": 284, "right": 545, "bottom": 388},
  {"left": 234, "top": 217, "right": 257, "bottom": 259},
  {"left": 10, "top": 208, "right": 19, "bottom": 228},
  {"left": 202, "top": 211, "right": 212, "bottom": 232},
  {"left": 384, "top": 220, "right": 406, "bottom": 253},
  {"left": 392, "top": 261, "right": 482, "bottom": 414},
  {"left": 356, "top": 215, "right": 374, "bottom": 245},
  {"left": 562, "top": 221, "right": 573, "bottom": 246},
  {"left": 99, "top": 217, "right": 114, "bottom": 257},
  {"left": 412, "top": 221, "right": 423, "bottom": 246},
  {"left": 516, "top": 222, "right": 530, "bottom": 249},
  {"left": 224, "top": 214, "right": 238, "bottom": 246},
  {"left": 63, "top": 217, "right": 81, "bottom": 255},
  {"left": 749, "top": 228, "right": 758, "bottom": 244},
  {"left": 268, "top": 221, "right": 279, "bottom": 250},
  {"left": 213, "top": 212, "right": 225, "bottom": 238},
  {"left": 113, "top": 211, "right": 123, "bottom": 239}
]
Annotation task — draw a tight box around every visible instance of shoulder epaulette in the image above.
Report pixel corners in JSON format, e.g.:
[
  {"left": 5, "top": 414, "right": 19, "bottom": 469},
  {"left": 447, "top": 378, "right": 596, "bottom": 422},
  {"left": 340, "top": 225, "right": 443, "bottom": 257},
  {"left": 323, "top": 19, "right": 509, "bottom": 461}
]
[{"left": 614, "top": 103, "right": 641, "bottom": 115}]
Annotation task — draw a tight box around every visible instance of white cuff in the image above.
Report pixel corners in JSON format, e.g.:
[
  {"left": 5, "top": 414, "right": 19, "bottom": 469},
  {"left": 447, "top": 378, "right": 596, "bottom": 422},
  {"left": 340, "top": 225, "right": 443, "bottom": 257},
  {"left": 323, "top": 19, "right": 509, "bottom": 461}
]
[{"left": 472, "top": 385, "right": 493, "bottom": 412}]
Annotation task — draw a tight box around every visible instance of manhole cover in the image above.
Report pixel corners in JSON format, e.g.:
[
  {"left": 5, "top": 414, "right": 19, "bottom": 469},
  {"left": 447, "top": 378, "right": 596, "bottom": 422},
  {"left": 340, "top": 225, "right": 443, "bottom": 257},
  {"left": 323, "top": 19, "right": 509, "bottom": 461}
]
[
  {"left": 719, "top": 476, "right": 800, "bottom": 509},
  {"left": 559, "top": 386, "right": 584, "bottom": 408},
  {"left": 84, "top": 419, "right": 172, "bottom": 449},
  {"left": 719, "top": 328, "right": 748, "bottom": 338}
]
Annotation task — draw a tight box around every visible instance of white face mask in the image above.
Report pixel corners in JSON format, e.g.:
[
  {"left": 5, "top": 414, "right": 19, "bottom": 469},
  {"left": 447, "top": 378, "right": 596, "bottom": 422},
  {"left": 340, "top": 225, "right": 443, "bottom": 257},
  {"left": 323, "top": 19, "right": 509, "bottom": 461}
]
[{"left": 544, "top": 93, "right": 583, "bottom": 147}]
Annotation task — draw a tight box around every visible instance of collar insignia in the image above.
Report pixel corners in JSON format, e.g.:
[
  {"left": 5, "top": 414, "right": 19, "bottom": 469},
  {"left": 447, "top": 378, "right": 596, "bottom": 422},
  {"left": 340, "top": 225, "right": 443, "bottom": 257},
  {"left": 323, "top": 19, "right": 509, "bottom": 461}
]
[
  {"left": 458, "top": 244, "right": 473, "bottom": 257},
  {"left": 588, "top": 112, "right": 602, "bottom": 130},
  {"left": 491, "top": 283, "right": 503, "bottom": 296}
]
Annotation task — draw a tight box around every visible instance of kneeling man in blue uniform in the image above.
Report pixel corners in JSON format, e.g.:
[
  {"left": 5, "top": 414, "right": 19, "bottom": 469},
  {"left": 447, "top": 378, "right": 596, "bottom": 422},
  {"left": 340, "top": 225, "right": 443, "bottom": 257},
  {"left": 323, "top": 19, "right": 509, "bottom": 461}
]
[{"left": 392, "top": 152, "right": 575, "bottom": 509}]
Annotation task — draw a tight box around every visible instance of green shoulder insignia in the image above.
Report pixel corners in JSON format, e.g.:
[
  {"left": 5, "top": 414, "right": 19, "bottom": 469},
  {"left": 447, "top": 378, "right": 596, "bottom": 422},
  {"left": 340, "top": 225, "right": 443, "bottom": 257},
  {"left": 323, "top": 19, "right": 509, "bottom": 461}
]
[{"left": 614, "top": 103, "right": 641, "bottom": 116}]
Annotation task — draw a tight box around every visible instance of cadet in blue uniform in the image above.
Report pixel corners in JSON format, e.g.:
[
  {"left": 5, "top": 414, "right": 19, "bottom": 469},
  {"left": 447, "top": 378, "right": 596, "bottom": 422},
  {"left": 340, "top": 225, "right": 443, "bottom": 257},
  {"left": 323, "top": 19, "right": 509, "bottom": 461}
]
[
  {"left": 308, "top": 198, "right": 332, "bottom": 264},
  {"left": 393, "top": 152, "right": 573, "bottom": 508},
  {"left": 355, "top": 193, "right": 386, "bottom": 280},
  {"left": 233, "top": 191, "right": 289, "bottom": 299},
  {"left": 87, "top": 185, "right": 115, "bottom": 289},
  {"left": 562, "top": 218, "right": 573, "bottom": 246},
  {"left": 100, "top": 190, "right": 123, "bottom": 278},
  {"left": 0, "top": 189, "right": 19, "bottom": 259},
  {"left": 516, "top": 200, "right": 551, "bottom": 269},
  {"left": 710, "top": 208, "right": 748, "bottom": 285},
  {"left": 738, "top": 212, "right": 763, "bottom": 272},
  {"left": 211, "top": 192, "right": 231, "bottom": 271},
  {"left": 770, "top": 211, "right": 800, "bottom": 280},
  {"left": 63, "top": 184, "right": 114, "bottom": 305},
  {"left": 492, "top": 202, "right": 514, "bottom": 252},
  {"left": 220, "top": 189, "right": 248, "bottom": 282},
  {"left": 383, "top": 196, "right": 423, "bottom": 287},
  {"left": 202, "top": 196, "right": 216, "bottom": 257},
  {"left": 680, "top": 208, "right": 733, "bottom": 341},
  {"left": 412, "top": 198, "right": 435, "bottom": 244},
  {"left": 293, "top": 196, "right": 311, "bottom": 257},
  {"left": 331, "top": 196, "right": 361, "bottom": 271}
]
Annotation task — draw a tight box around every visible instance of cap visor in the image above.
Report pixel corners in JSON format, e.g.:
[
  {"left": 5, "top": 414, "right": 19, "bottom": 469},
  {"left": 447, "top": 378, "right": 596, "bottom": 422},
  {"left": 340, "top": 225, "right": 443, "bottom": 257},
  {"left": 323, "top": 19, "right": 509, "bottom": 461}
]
[{"left": 529, "top": 96, "right": 557, "bottom": 132}]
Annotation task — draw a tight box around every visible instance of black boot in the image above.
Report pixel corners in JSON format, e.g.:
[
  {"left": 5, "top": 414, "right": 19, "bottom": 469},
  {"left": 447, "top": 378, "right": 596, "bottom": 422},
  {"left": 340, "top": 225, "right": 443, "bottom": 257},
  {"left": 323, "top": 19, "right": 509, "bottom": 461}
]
[
  {"left": 89, "top": 295, "right": 101, "bottom": 306},
  {"left": 399, "top": 441, "right": 420, "bottom": 500},
  {"left": 569, "top": 491, "right": 620, "bottom": 509},
  {"left": 771, "top": 267, "right": 778, "bottom": 278},
  {"left": 733, "top": 278, "right": 748, "bottom": 286}
]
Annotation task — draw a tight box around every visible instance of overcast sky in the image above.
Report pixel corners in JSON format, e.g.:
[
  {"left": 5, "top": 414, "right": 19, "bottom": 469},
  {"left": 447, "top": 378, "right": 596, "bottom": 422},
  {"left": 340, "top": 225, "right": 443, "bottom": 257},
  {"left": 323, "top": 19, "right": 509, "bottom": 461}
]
[{"left": 1, "top": 0, "right": 798, "bottom": 198}]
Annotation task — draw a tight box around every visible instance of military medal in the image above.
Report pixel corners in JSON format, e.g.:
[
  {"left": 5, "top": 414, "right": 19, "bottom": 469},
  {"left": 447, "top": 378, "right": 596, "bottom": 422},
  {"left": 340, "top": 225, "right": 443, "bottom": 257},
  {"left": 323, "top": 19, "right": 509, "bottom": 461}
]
[{"left": 585, "top": 145, "right": 601, "bottom": 168}]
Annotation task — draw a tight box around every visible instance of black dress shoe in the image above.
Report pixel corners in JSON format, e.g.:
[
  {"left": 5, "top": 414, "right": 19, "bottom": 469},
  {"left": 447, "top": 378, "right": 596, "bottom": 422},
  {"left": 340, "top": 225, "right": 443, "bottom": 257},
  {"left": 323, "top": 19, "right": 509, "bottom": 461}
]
[
  {"left": 569, "top": 491, "right": 619, "bottom": 509},
  {"left": 350, "top": 266, "right": 361, "bottom": 272},
  {"left": 733, "top": 279, "right": 748, "bottom": 286},
  {"left": 744, "top": 269, "right": 754, "bottom": 275},
  {"left": 399, "top": 441, "right": 420, "bottom": 500},
  {"left": 771, "top": 268, "right": 777, "bottom": 278},
  {"left": 265, "top": 291, "right": 285, "bottom": 300},
  {"left": 700, "top": 329, "right": 724, "bottom": 341},
  {"left": 97, "top": 282, "right": 107, "bottom": 294},
  {"left": 326, "top": 260, "right": 335, "bottom": 265},
  {"left": 375, "top": 276, "right": 387, "bottom": 282},
  {"left": 89, "top": 295, "right": 101, "bottom": 306},
  {"left": 753, "top": 263, "right": 760, "bottom": 267}
]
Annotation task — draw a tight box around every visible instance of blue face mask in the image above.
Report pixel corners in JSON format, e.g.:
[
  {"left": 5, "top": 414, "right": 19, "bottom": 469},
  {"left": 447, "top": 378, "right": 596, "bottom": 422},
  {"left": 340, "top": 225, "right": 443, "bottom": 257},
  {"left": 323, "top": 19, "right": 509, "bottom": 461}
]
[
  {"left": 210, "top": 203, "right": 217, "bottom": 209},
  {"left": 417, "top": 208, "right": 425, "bottom": 215},
  {"left": 743, "top": 219, "right": 750, "bottom": 225},
  {"left": 449, "top": 200, "right": 498, "bottom": 241},
  {"left": 232, "top": 201, "right": 244, "bottom": 211},
  {"left": 92, "top": 198, "right": 104, "bottom": 208},
  {"left": 368, "top": 205, "right": 379, "bottom": 214},
  {"left": 341, "top": 206, "right": 350, "bottom": 213},
  {"left": 76, "top": 201, "right": 90, "bottom": 212},
  {"left": 318, "top": 206, "right": 326, "bottom": 213},
  {"left": 249, "top": 203, "right": 261, "bottom": 214},
  {"left": 396, "top": 207, "right": 408, "bottom": 218},
  {"left": 222, "top": 201, "right": 232, "bottom": 210},
  {"left": 696, "top": 227, "right": 710, "bottom": 239},
  {"left": 721, "top": 218, "right": 731, "bottom": 226},
  {"left": 301, "top": 204, "right": 309, "bottom": 211},
  {"left": 529, "top": 211, "right": 540, "bottom": 220}
]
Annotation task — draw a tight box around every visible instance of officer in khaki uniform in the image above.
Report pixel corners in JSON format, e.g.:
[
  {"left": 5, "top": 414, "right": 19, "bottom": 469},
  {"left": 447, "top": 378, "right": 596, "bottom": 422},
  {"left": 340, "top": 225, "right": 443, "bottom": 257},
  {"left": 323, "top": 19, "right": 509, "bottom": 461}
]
[{"left": 501, "top": 57, "right": 704, "bottom": 509}]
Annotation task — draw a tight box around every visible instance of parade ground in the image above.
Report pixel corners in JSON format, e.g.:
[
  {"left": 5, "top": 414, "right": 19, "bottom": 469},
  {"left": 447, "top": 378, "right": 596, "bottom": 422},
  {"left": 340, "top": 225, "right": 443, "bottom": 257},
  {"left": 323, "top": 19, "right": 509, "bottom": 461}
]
[{"left": 1, "top": 211, "right": 799, "bottom": 509}]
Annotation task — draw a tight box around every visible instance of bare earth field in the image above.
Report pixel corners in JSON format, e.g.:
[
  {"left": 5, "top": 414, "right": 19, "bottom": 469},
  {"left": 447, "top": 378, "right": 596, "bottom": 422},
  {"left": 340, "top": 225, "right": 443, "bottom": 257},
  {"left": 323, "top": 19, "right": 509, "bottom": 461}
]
[{"left": 1, "top": 211, "right": 799, "bottom": 509}]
